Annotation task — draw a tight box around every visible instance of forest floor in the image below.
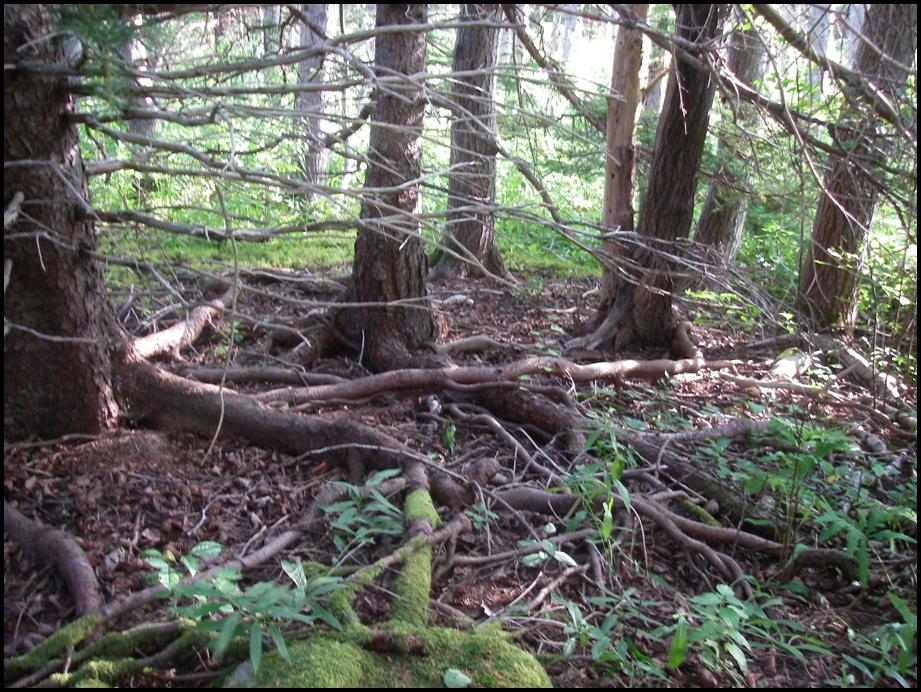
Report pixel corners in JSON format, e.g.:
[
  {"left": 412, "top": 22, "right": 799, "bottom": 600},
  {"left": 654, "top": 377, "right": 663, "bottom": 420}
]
[{"left": 4, "top": 271, "right": 917, "bottom": 688}]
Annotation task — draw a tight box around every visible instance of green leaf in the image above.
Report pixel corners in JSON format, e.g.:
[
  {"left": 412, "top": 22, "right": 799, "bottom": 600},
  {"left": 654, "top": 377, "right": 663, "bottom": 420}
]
[
  {"left": 552, "top": 550, "right": 578, "bottom": 568},
  {"left": 189, "top": 541, "right": 223, "bottom": 558},
  {"left": 249, "top": 622, "right": 263, "bottom": 677},
  {"left": 443, "top": 669, "right": 471, "bottom": 688},
  {"left": 281, "top": 559, "right": 307, "bottom": 590},
  {"left": 600, "top": 499, "right": 614, "bottom": 540},
  {"left": 269, "top": 624, "right": 290, "bottom": 664},
  {"left": 591, "top": 634, "right": 612, "bottom": 661},
  {"left": 667, "top": 618, "right": 689, "bottom": 669},
  {"left": 366, "top": 468, "right": 401, "bottom": 487},
  {"left": 312, "top": 604, "right": 342, "bottom": 630},
  {"left": 724, "top": 642, "right": 748, "bottom": 673},
  {"left": 213, "top": 612, "right": 243, "bottom": 662},
  {"left": 888, "top": 592, "right": 917, "bottom": 626},
  {"left": 613, "top": 479, "right": 631, "bottom": 515},
  {"left": 179, "top": 555, "right": 201, "bottom": 576},
  {"left": 158, "top": 566, "right": 182, "bottom": 590}
]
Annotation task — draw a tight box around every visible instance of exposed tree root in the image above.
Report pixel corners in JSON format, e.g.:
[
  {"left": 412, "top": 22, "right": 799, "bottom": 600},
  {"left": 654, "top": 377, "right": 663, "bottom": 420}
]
[
  {"left": 493, "top": 485, "right": 856, "bottom": 586},
  {"left": 436, "top": 334, "right": 509, "bottom": 355},
  {"left": 132, "top": 285, "right": 236, "bottom": 360},
  {"left": 116, "top": 355, "right": 413, "bottom": 469},
  {"left": 3, "top": 501, "right": 103, "bottom": 616},
  {"left": 809, "top": 334, "right": 904, "bottom": 404},
  {"left": 170, "top": 363, "right": 345, "bottom": 386},
  {"left": 256, "top": 354, "right": 735, "bottom": 406}
]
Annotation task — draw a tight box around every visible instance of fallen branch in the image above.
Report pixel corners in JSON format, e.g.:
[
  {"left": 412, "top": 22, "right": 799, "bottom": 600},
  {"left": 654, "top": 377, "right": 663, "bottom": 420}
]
[{"left": 132, "top": 285, "right": 236, "bottom": 360}]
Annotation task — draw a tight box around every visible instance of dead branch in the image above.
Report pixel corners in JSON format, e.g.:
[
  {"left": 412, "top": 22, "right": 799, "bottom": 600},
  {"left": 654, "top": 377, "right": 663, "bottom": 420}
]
[{"left": 132, "top": 285, "right": 236, "bottom": 360}]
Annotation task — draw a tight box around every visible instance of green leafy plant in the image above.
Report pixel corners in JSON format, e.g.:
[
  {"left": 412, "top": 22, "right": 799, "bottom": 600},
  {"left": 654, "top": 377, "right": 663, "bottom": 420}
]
[
  {"left": 443, "top": 422, "right": 456, "bottom": 457},
  {"left": 657, "top": 583, "right": 830, "bottom": 685},
  {"left": 552, "top": 590, "right": 670, "bottom": 686},
  {"left": 143, "top": 543, "right": 345, "bottom": 676},
  {"left": 828, "top": 592, "right": 917, "bottom": 687},
  {"left": 320, "top": 469, "right": 404, "bottom": 559},
  {"left": 464, "top": 502, "right": 499, "bottom": 532}
]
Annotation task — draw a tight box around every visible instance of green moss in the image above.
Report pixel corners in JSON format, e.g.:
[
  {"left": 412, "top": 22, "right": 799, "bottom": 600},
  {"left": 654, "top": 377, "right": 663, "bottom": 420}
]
[
  {"left": 403, "top": 489, "right": 441, "bottom": 528},
  {"left": 680, "top": 499, "right": 721, "bottom": 527},
  {"left": 77, "top": 622, "right": 184, "bottom": 663},
  {"left": 237, "top": 491, "right": 551, "bottom": 689},
  {"left": 4, "top": 615, "right": 99, "bottom": 678},
  {"left": 56, "top": 658, "right": 141, "bottom": 687},
  {"left": 388, "top": 544, "right": 432, "bottom": 627},
  {"left": 246, "top": 624, "right": 551, "bottom": 688}
]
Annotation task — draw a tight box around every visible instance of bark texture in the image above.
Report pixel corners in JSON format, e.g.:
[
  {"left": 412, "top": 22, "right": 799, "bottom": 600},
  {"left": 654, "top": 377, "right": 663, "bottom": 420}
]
[
  {"left": 798, "top": 4, "right": 916, "bottom": 328},
  {"left": 589, "top": 4, "right": 726, "bottom": 353},
  {"left": 4, "top": 4, "right": 121, "bottom": 440},
  {"left": 433, "top": 4, "right": 506, "bottom": 280},
  {"left": 296, "top": 3, "right": 328, "bottom": 188},
  {"left": 341, "top": 4, "right": 437, "bottom": 370},
  {"left": 693, "top": 26, "right": 765, "bottom": 266},
  {"left": 592, "top": 4, "right": 648, "bottom": 336}
]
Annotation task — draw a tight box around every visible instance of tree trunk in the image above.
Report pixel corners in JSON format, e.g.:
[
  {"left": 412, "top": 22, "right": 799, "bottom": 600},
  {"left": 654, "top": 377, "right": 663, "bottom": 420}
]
[
  {"left": 296, "top": 4, "right": 328, "bottom": 189},
  {"left": 262, "top": 4, "right": 280, "bottom": 56},
  {"left": 3, "top": 4, "right": 425, "bottom": 481},
  {"left": 432, "top": 4, "right": 507, "bottom": 280},
  {"left": 4, "top": 4, "right": 121, "bottom": 440},
  {"left": 588, "top": 4, "right": 648, "bottom": 340},
  {"left": 585, "top": 4, "right": 726, "bottom": 354},
  {"left": 693, "top": 26, "right": 765, "bottom": 267},
  {"left": 339, "top": 4, "right": 437, "bottom": 371},
  {"left": 798, "top": 4, "right": 916, "bottom": 329}
]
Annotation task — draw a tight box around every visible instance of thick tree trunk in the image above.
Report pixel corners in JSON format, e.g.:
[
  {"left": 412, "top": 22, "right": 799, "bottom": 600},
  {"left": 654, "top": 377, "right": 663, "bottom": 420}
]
[
  {"left": 4, "top": 5, "right": 121, "bottom": 440},
  {"left": 296, "top": 4, "right": 328, "bottom": 189},
  {"left": 340, "top": 4, "right": 437, "bottom": 371},
  {"left": 586, "top": 4, "right": 726, "bottom": 354},
  {"left": 590, "top": 4, "right": 648, "bottom": 337},
  {"left": 798, "top": 4, "right": 916, "bottom": 329},
  {"left": 693, "top": 26, "right": 765, "bottom": 267},
  {"left": 3, "top": 4, "right": 427, "bottom": 481},
  {"left": 432, "top": 4, "right": 507, "bottom": 280}
]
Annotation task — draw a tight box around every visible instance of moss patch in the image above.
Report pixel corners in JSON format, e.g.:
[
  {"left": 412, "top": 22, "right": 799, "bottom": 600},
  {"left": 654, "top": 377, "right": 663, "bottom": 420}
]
[
  {"left": 403, "top": 488, "right": 441, "bottom": 528},
  {"left": 4, "top": 614, "right": 98, "bottom": 679},
  {"left": 225, "top": 488, "right": 552, "bottom": 688},
  {"left": 246, "top": 625, "right": 551, "bottom": 688},
  {"left": 388, "top": 544, "right": 432, "bottom": 626}
]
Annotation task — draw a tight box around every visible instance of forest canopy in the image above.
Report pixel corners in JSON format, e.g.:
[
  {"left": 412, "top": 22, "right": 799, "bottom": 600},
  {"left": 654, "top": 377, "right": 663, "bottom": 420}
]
[{"left": 3, "top": 4, "right": 917, "bottom": 689}]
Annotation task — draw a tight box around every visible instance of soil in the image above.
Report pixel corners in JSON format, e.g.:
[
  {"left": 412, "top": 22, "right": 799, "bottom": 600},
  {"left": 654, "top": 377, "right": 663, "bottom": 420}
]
[{"left": 4, "top": 272, "right": 917, "bottom": 687}]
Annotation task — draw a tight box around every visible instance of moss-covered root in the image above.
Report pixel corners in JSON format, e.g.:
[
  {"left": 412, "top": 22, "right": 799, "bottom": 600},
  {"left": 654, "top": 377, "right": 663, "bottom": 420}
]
[
  {"left": 388, "top": 488, "right": 440, "bottom": 626},
  {"left": 388, "top": 543, "right": 433, "bottom": 626},
  {"left": 403, "top": 488, "right": 441, "bottom": 529},
  {"left": 679, "top": 499, "right": 721, "bottom": 527},
  {"left": 4, "top": 615, "right": 98, "bottom": 681},
  {"left": 243, "top": 626, "right": 552, "bottom": 688},
  {"left": 228, "top": 487, "right": 552, "bottom": 688}
]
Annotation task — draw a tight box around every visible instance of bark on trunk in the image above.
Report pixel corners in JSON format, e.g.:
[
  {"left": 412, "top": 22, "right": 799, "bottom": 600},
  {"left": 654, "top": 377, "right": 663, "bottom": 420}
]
[
  {"left": 340, "top": 4, "right": 437, "bottom": 371},
  {"left": 693, "top": 26, "right": 765, "bottom": 267},
  {"left": 798, "top": 4, "right": 916, "bottom": 329},
  {"left": 4, "top": 4, "right": 121, "bottom": 440},
  {"left": 296, "top": 4, "right": 328, "bottom": 189},
  {"left": 585, "top": 4, "right": 726, "bottom": 354},
  {"left": 592, "top": 4, "right": 648, "bottom": 332},
  {"left": 432, "top": 3, "right": 507, "bottom": 280}
]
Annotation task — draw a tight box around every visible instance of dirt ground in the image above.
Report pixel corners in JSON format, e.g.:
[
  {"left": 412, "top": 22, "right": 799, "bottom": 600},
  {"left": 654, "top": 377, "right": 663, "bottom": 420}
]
[{"left": 4, "top": 273, "right": 917, "bottom": 687}]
